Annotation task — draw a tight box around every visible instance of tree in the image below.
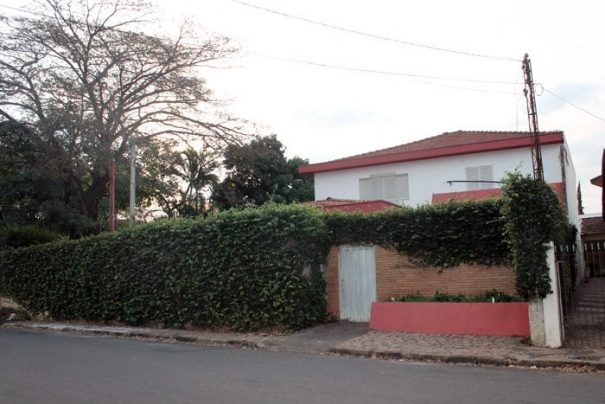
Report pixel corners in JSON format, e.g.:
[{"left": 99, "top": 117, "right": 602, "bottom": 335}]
[
  {"left": 138, "top": 140, "right": 219, "bottom": 218},
  {"left": 0, "top": 0, "right": 243, "bottom": 231},
  {"left": 0, "top": 119, "right": 95, "bottom": 235},
  {"left": 212, "top": 135, "right": 314, "bottom": 209}
]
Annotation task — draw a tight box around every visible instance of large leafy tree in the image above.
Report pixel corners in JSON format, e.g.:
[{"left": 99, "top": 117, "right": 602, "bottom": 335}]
[
  {"left": 212, "top": 135, "right": 314, "bottom": 209},
  {"left": 0, "top": 0, "right": 243, "bottom": 232},
  {"left": 0, "top": 119, "right": 95, "bottom": 235},
  {"left": 138, "top": 140, "right": 219, "bottom": 218}
]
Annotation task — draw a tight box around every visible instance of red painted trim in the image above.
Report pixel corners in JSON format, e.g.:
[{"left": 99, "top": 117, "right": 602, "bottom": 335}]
[
  {"left": 370, "top": 302, "right": 530, "bottom": 337},
  {"left": 299, "top": 134, "right": 563, "bottom": 174},
  {"left": 431, "top": 182, "right": 565, "bottom": 204},
  {"left": 321, "top": 201, "right": 398, "bottom": 213},
  {"left": 432, "top": 188, "right": 502, "bottom": 203}
]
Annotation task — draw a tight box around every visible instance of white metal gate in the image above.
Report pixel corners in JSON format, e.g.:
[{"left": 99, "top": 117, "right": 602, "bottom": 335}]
[{"left": 339, "top": 245, "right": 376, "bottom": 322}]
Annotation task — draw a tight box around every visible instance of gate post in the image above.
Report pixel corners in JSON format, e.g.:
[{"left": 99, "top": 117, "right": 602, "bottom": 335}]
[{"left": 529, "top": 242, "right": 564, "bottom": 347}]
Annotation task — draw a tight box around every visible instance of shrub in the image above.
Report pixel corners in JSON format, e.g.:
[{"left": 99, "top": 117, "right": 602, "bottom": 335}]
[
  {"left": 1, "top": 204, "right": 328, "bottom": 331},
  {"left": 1, "top": 199, "right": 515, "bottom": 330},
  {"left": 500, "top": 173, "right": 566, "bottom": 299},
  {"left": 325, "top": 199, "right": 508, "bottom": 267},
  {"left": 0, "top": 225, "right": 62, "bottom": 250},
  {"left": 393, "top": 290, "right": 519, "bottom": 303}
]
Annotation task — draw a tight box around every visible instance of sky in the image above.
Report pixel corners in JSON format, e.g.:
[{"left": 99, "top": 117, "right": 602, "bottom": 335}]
[{"left": 4, "top": 0, "right": 605, "bottom": 213}]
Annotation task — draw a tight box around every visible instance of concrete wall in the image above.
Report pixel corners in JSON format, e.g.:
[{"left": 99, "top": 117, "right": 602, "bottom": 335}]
[
  {"left": 324, "top": 246, "right": 517, "bottom": 318},
  {"left": 314, "top": 144, "right": 563, "bottom": 207}
]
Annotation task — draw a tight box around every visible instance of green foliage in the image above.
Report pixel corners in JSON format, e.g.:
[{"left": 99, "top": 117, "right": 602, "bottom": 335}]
[
  {"left": 501, "top": 173, "right": 567, "bottom": 300},
  {"left": 3, "top": 197, "right": 546, "bottom": 330},
  {"left": 0, "top": 120, "right": 96, "bottom": 236},
  {"left": 325, "top": 199, "right": 509, "bottom": 267},
  {"left": 1, "top": 205, "right": 328, "bottom": 331},
  {"left": 212, "top": 135, "right": 314, "bottom": 209},
  {"left": 393, "top": 290, "right": 520, "bottom": 303},
  {"left": 138, "top": 141, "right": 219, "bottom": 218},
  {"left": 0, "top": 225, "right": 62, "bottom": 250}
]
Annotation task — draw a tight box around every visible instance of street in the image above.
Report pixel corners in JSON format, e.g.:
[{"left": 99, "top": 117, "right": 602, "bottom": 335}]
[{"left": 0, "top": 329, "right": 603, "bottom": 403}]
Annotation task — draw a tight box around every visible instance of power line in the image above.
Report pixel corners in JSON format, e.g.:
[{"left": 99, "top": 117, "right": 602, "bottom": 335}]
[
  {"left": 541, "top": 86, "right": 605, "bottom": 123},
  {"left": 253, "top": 54, "right": 517, "bottom": 85},
  {"left": 546, "top": 85, "right": 605, "bottom": 123},
  {"left": 228, "top": 0, "right": 521, "bottom": 62},
  {"left": 0, "top": 3, "right": 46, "bottom": 17},
  {"left": 250, "top": 54, "right": 516, "bottom": 95},
  {"left": 0, "top": 1, "right": 516, "bottom": 97}
]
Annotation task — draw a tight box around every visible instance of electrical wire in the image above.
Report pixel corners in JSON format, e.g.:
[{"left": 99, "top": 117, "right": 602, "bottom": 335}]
[
  {"left": 0, "top": 1, "right": 517, "bottom": 96},
  {"left": 542, "top": 86, "right": 605, "bottom": 123},
  {"left": 250, "top": 54, "right": 516, "bottom": 95},
  {"left": 0, "top": 3, "right": 46, "bottom": 17},
  {"left": 253, "top": 54, "right": 517, "bottom": 85},
  {"left": 228, "top": 0, "right": 521, "bottom": 62}
]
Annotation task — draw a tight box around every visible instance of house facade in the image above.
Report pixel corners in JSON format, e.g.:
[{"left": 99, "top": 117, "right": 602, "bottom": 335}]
[
  {"left": 300, "top": 130, "right": 580, "bottom": 229},
  {"left": 300, "top": 130, "right": 583, "bottom": 322}
]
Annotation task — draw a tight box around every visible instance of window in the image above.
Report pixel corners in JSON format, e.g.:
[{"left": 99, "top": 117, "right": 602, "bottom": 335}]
[
  {"left": 465, "top": 165, "right": 494, "bottom": 190},
  {"left": 359, "top": 173, "right": 409, "bottom": 203}
]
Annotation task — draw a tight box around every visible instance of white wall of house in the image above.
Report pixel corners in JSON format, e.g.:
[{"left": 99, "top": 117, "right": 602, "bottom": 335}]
[
  {"left": 558, "top": 140, "right": 586, "bottom": 278},
  {"left": 314, "top": 144, "right": 564, "bottom": 207},
  {"left": 560, "top": 142, "right": 580, "bottom": 228}
]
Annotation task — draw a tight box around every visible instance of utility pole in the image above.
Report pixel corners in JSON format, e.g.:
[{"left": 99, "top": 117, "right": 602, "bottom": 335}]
[
  {"left": 522, "top": 53, "right": 544, "bottom": 182},
  {"left": 129, "top": 137, "right": 136, "bottom": 226},
  {"left": 108, "top": 160, "right": 116, "bottom": 232}
]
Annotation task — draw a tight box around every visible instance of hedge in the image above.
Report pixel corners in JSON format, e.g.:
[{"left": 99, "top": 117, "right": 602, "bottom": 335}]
[
  {"left": 0, "top": 205, "right": 329, "bottom": 331},
  {"left": 1, "top": 198, "right": 537, "bottom": 330},
  {"left": 325, "top": 199, "right": 509, "bottom": 267},
  {"left": 501, "top": 173, "right": 567, "bottom": 299},
  {"left": 0, "top": 225, "right": 62, "bottom": 250}
]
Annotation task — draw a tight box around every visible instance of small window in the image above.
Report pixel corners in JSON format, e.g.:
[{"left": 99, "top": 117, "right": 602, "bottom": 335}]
[
  {"left": 359, "top": 173, "right": 409, "bottom": 203},
  {"left": 465, "top": 165, "right": 494, "bottom": 190}
]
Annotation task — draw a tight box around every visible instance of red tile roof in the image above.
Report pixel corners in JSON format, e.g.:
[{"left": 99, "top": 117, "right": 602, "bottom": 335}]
[
  {"left": 431, "top": 182, "right": 565, "bottom": 204},
  {"left": 432, "top": 188, "right": 503, "bottom": 203},
  {"left": 304, "top": 198, "right": 398, "bottom": 213},
  {"left": 582, "top": 216, "right": 605, "bottom": 236},
  {"left": 299, "top": 130, "right": 564, "bottom": 174}
]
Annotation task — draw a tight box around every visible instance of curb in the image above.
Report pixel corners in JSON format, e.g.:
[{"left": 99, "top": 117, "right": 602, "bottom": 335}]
[
  {"left": 5, "top": 322, "right": 604, "bottom": 372},
  {"left": 329, "top": 348, "right": 605, "bottom": 371},
  {"left": 2, "top": 322, "right": 263, "bottom": 350}
]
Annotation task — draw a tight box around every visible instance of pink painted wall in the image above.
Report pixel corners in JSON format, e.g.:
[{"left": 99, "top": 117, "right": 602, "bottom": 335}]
[{"left": 370, "top": 302, "right": 530, "bottom": 337}]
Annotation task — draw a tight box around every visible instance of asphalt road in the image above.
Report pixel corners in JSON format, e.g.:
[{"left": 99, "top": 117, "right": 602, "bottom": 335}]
[{"left": 1, "top": 329, "right": 604, "bottom": 404}]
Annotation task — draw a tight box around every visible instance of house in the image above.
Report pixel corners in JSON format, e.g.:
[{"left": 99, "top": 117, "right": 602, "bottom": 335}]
[
  {"left": 299, "top": 130, "right": 582, "bottom": 322},
  {"left": 299, "top": 130, "right": 580, "bottom": 228}
]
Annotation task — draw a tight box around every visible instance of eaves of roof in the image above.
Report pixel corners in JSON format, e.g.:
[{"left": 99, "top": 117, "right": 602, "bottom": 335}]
[{"left": 299, "top": 132, "right": 563, "bottom": 175}]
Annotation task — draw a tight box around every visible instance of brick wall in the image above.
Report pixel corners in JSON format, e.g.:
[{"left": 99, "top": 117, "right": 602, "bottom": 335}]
[{"left": 324, "top": 246, "right": 516, "bottom": 318}]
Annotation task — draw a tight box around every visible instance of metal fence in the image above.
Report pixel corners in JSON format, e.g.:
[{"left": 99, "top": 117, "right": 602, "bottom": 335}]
[{"left": 557, "top": 242, "right": 605, "bottom": 348}]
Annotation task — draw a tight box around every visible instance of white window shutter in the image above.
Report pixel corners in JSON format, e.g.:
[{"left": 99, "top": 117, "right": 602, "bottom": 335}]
[
  {"left": 359, "top": 174, "right": 409, "bottom": 203},
  {"left": 359, "top": 178, "right": 372, "bottom": 199},
  {"left": 465, "top": 167, "right": 480, "bottom": 190}
]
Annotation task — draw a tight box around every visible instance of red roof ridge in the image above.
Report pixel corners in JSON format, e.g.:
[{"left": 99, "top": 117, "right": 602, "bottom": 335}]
[
  {"left": 331, "top": 130, "right": 564, "bottom": 162},
  {"left": 304, "top": 197, "right": 391, "bottom": 205},
  {"left": 299, "top": 130, "right": 565, "bottom": 175}
]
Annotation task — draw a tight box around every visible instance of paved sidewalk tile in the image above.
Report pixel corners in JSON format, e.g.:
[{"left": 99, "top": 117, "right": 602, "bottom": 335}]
[{"left": 333, "top": 331, "right": 605, "bottom": 369}]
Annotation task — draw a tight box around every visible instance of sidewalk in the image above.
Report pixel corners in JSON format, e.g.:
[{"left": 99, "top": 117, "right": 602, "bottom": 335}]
[
  {"left": 3, "top": 321, "right": 605, "bottom": 371},
  {"left": 1, "top": 320, "right": 368, "bottom": 354},
  {"left": 332, "top": 331, "right": 605, "bottom": 370}
]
